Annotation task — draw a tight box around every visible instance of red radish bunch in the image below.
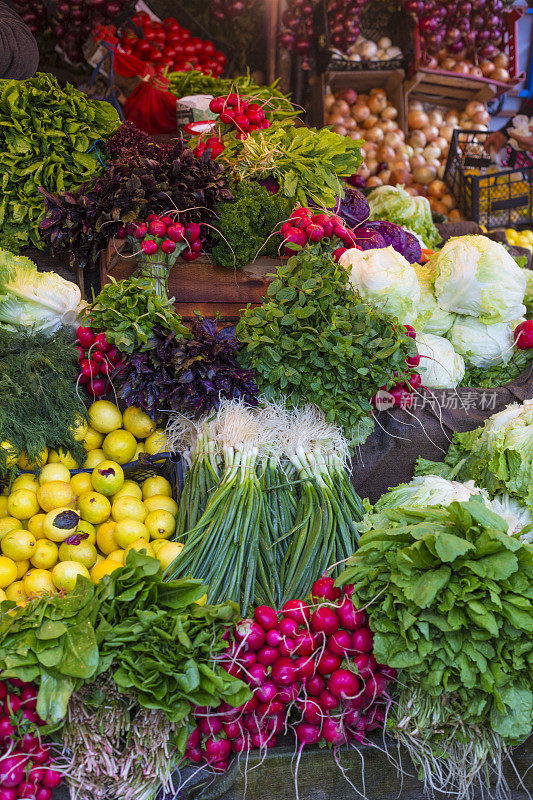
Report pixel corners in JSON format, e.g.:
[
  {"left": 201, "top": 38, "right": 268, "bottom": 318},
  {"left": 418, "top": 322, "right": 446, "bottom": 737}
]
[
  {"left": 118, "top": 13, "right": 226, "bottom": 77},
  {"left": 194, "top": 95, "right": 272, "bottom": 158},
  {"left": 193, "top": 135, "right": 226, "bottom": 160},
  {"left": 186, "top": 578, "right": 395, "bottom": 773},
  {"left": 0, "top": 678, "right": 62, "bottom": 800},
  {"left": 371, "top": 326, "right": 422, "bottom": 410},
  {"left": 281, "top": 207, "right": 360, "bottom": 259},
  {"left": 278, "top": 0, "right": 314, "bottom": 56},
  {"left": 127, "top": 214, "right": 202, "bottom": 263},
  {"left": 514, "top": 320, "right": 533, "bottom": 350},
  {"left": 76, "top": 326, "right": 122, "bottom": 399}
]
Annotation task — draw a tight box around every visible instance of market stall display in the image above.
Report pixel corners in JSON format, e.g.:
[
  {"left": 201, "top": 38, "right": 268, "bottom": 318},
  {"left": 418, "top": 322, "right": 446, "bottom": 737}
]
[{"left": 1, "top": 22, "right": 533, "bottom": 800}]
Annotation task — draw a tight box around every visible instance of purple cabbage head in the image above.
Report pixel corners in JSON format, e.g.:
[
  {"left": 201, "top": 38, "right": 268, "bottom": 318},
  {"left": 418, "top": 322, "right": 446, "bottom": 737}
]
[
  {"left": 352, "top": 225, "right": 387, "bottom": 251},
  {"left": 335, "top": 187, "right": 370, "bottom": 229},
  {"left": 365, "top": 221, "right": 422, "bottom": 264}
]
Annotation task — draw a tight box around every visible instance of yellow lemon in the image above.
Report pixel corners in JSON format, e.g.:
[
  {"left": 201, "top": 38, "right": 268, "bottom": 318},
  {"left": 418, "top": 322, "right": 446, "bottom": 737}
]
[
  {"left": 0, "top": 589, "right": 6, "bottom": 602},
  {"left": 1, "top": 530, "right": 36, "bottom": 561},
  {"left": 52, "top": 561, "right": 90, "bottom": 592},
  {"left": 91, "top": 460, "right": 124, "bottom": 496},
  {"left": 47, "top": 449, "right": 60, "bottom": 463},
  {"left": 78, "top": 492, "right": 111, "bottom": 525},
  {"left": 151, "top": 538, "right": 169, "bottom": 555},
  {"left": 71, "top": 415, "right": 88, "bottom": 442},
  {"left": 83, "top": 450, "right": 106, "bottom": 469},
  {"left": 59, "top": 540, "right": 98, "bottom": 569},
  {"left": 82, "top": 426, "right": 104, "bottom": 452},
  {"left": 145, "top": 509, "right": 175, "bottom": 540},
  {"left": 11, "top": 475, "right": 39, "bottom": 494},
  {"left": 112, "top": 480, "right": 142, "bottom": 502},
  {"left": 43, "top": 507, "right": 80, "bottom": 542},
  {"left": 18, "top": 447, "right": 48, "bottom": 470},
  {"left": 142, "top": 476, "right": 172, "bottom": 500},
  {"left": 112, "top": 496, "right": 147, "bottom": 523},
  {"left": 57, "top": 449, "right": 79, "bottom": 470},
  {"left": 7, "top": 490, "right": 39, "bottom": 520},
  {"left": 102, "top": 430, "right": 137, "bottom": 465},
  {"left": 31, "top": 539, "right": 58, "bottom": 570},
  {"left": 156, "top": 541, "right": 183, "bottom": 571},
  {"left": 133, "top": 442, "right": 145, "bottom": 460},
  {"left": 70, "top": 472, "right": 93, "bottom": 497},
  {"left": 6, "top": 581, "right": 26, "bottom": 603},
  {"left": 0, "top": 496, "right": 8, "bottom": 518},
  {"left": 124, "top": 539, "right": 155, "bottom": 560},
  {"left": 144, "top": 429, "right": 167, "bottom": 456},
  {"left": 95, "top": 553, "right": 104, "bottom": 566},
  {"left": 38, "top": 463, "right": 71, "bottom": 485},
  {"left": 122, "top": 406, "right": 156, "bottom": 439},
  {"left": 96, "top": 521, "right": 118, "bottom": 555},
  {"left": 0, "top": 556, "right": 17, "bottom": 588},
  {"left": 88, "top": 401, "right": 122, "bottom": 434},
  {"left": 108, "top": 549, "right": 125, "bottom": 564},
  {"left": 0, "top": 441, "right": 17, "bottom": 470},
  {"left": 114, "top": 519, "right": 149, "bottom": 549},
  {"left": 90, "top": 559, "right": 121, "bottom": 584},
  {"left": 0, "top": 518, "right": 20, "bottom": 540},
  {"left": 143, "top": 495, "right": 178, "bottom": 516},
  {"left": 16, "top": 560, "right": 29, "bottom": 579},
  {"left": 27, "top": 514, "right": 47, "bottom": 540},
  {"left": 23, "top": 569, "right": 55, "bottom": 597},
  {"left": 36, "top": 482, "right": 76, "bottom": 513},
  {"left": 75, "top": 520, "right": 96, "bottom": 545}
]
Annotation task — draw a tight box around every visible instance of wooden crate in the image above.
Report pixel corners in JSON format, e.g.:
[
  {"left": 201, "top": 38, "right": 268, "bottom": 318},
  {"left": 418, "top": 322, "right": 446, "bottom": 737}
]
[
  {"left": 310, "top": 69, "right": 407, "bottom": 132},
  {"left": 100, "top": 243, "right": 279, "bottom": 321},
  {"left": 404, "top": 70, "right": 497, "bottom": 110}
]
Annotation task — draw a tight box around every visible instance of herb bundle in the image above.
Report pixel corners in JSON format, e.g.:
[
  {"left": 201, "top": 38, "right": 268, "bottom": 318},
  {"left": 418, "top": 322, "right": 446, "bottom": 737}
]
[
  {"left": 338, "top": 498, "right": 533, "bottom": 797},
  {"left": 211, "top": 181, "right": 291, "bottom": 268},
  {"left": 0, "top": 328, "right": 86, "bottom": 476},
  {"left": 218, "top": 122, "right": 362, "bottom": 208},
  {"left": 113, "top": 318, "right": 258, "bottom": 418},
  {"left": 236, "top": 247, "right": 418, "bottom": 443},
  {"left": 40, "top": 140, "right": 232, "bottom": 270},
  {"left": 461, "top": 347, "right": 533, "bottom": 388},
  {"left": 0, "top": 73, "right": 119, "bottom": 250},
  {"left": 84, "top": 277, "right": 189, "bottom": 355}
]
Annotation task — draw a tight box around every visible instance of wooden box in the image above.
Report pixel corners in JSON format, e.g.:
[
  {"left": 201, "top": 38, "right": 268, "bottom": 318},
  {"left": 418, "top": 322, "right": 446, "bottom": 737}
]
[{"left": 100, "top": 243, "right": 279, "bottom": 321}]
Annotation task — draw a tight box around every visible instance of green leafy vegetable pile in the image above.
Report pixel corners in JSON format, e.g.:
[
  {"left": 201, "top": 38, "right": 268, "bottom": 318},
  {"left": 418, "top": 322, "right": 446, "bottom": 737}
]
[
  {"left": 211, "top": 181, "right": 290, "bottom": 269},
  {"left": 367, "top": 185, "right": 442, "bottom": 250},
  {"left": 338, "top": 498, "right": 533, "bottom": 795},
  {"left": 236, "top": 247, "right": 418, "bottom": 442},
  {"left": 0, "top": 552, "right": 248, "bottom": 729},
  {"left": 84, "top": 276, "right": 190, "bottom": 354},
  {"left": 0, "top": 328, "right": 86, "bottom": 476},
  {"left": 0, "top": 73, "right": 120, "bottom": 249},
  {"left": 218, "top": 122, "right": 362, "bottom": 208},
  {"left": 461, "top": 347, "right": 533, "bottom": 388},
  {"left": 415, "top": 400, "right": 533, "bottom": 510}
]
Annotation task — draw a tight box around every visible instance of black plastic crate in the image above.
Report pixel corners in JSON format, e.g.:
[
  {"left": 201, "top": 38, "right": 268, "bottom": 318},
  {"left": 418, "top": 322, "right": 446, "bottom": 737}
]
[
  {"left": 444, "top": 129, "right": 532, "bottom": 229},
  {"left": 315, "top": 0, "right": 412, "bottom": 73}
]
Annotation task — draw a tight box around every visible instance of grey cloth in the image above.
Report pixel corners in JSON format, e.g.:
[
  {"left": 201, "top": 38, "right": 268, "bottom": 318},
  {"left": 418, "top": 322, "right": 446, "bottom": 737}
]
[
  {"left": 350, "top": 365, "right": 533, "bottom": 503},
  {"left": 0, "top": 2, "right": 39, "bottom": 79}
]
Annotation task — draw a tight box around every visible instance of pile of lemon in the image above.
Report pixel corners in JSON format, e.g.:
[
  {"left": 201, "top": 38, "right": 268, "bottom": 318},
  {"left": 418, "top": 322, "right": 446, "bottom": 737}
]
[
  {"left": 0, "top": 401, "right": 182, "bottom": 604},
  {"left": 505, "top": 228, "right": 533, "bottom": 255}
]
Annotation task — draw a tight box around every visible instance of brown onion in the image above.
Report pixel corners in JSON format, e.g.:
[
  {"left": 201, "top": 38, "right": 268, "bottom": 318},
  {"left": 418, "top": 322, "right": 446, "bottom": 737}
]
[
  {"left": 428, "top": 179, "right": 446, "bottom": 199},
  {"left": 413, "top": 165, "right": 436, "bottom": 185},
  {"left": 363, "top": 114, "right": 379, "bottom": 130},
  {"left": 337, "top": 89, "right": 358, "bottom": 105},
  {"left": 408, "top": 130, "right": 427, "bottom": 148},
  {"left": 381, "top": 105, "right": 398, "bottom": 120},
  {"left": 492, "top": 67, "right": 510, "bottom": 82},
  {"left": 352, "top": 104, "right": 371, "bottom": 123},
  {"left": 494, "top": 53, "right": 509, "bottom": 69},
  {"left": 366, "top": 176, "right": 383, "bottom": 188},
  {"left": 390, "top": 168, "right": 412, "bottom": 186},
  {"left": 441, "top": 193, "right": 456, "bottom": 210},
  {"left": 408, "top": 110, "right": 429, "bottom": 129}
]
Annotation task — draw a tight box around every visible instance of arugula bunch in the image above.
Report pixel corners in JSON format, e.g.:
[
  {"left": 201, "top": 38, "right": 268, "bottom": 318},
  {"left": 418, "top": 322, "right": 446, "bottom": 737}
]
[
  {"left": 236, "top": 247, "right": 418, "bottom": 442},
  {"left": 338, "top": 498, "right": 533, "bottom": 745},
  {"left": 218, "top": 122, "right": 362, "bottom": 209},
  {"left": 84, "top": 277, "right": 190, "bottom": 354}
]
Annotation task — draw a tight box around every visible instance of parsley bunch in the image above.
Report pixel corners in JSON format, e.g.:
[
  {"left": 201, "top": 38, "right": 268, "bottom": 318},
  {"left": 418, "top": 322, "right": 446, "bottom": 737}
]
[{"left": 236, "top": 247, "right": 418, "bottom": 442}]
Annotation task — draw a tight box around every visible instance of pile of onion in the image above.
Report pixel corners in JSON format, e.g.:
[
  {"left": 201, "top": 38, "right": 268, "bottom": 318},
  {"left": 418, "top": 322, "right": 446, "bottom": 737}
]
[
  {"left": 325, "top": 86, "right": 408, "bottom": 188},
  {"left": 332, "top": 35, "right": 402, "bottom": 63}
]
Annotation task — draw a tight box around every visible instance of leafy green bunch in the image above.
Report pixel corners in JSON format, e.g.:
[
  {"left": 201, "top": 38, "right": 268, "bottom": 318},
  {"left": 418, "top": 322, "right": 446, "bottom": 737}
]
[
  {"left": 0, "top": 73, "right": 119, "bottom": 249},
  {"left": 218, "top": 122, "right": 363, "bottom": 209},
  {"left": 211, "top": 181, "right": 291, "bottom": 269},
  {"left": 236, "top": 247, "right": 418, "bottom": 442},
  {"left": 338, "top": 498, "right": 533, "bottom": 744},
  {"left": 84, "top": 276, "right": 190, "bottom": 354},
  {"left": 0, "top": 553, "right": 248, "bottom": 731}
]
